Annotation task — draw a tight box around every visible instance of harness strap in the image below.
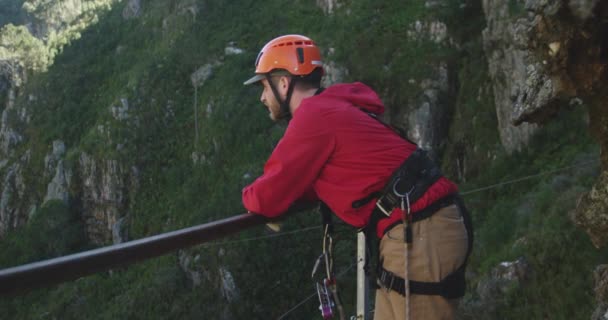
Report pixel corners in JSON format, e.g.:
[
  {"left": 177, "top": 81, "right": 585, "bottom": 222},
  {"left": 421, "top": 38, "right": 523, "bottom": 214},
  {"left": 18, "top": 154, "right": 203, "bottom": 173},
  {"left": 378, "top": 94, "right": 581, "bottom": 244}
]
[
  {"left": 362, "top": 195, "right": 456, "bottom": 278},
  {"left": 379, "top": 194, "right": 457, "bottom": 236},
  {"left": 363, "top": 194, "right": 455, "bottom": 242},
  {"left": 378, "top": 264, "right": 466, "bottom": 299},
  {"left": 376, "top": 194, "right": 474, "bottom": 299},
  {"left": 353, "top": 149, "right": 442, "bottom": 212}
]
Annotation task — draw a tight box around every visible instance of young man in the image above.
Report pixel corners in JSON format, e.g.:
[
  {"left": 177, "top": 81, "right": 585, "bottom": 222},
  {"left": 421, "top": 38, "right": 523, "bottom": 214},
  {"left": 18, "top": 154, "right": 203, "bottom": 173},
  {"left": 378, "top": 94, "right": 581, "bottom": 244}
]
[{"left": 242, "top": 34, "right": 471, "bottom": 320}]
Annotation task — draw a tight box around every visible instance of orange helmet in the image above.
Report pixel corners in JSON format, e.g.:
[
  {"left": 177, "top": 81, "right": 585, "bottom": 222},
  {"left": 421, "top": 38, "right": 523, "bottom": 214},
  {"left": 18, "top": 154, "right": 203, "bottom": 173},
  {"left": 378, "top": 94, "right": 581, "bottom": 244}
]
[{"left": 244, "top": 34, "right": 323, "bottom": 85}]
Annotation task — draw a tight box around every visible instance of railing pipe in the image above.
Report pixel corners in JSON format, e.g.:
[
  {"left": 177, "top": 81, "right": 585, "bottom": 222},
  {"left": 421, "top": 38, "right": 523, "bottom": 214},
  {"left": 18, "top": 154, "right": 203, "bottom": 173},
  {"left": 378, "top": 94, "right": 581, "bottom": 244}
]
[{"left": 0, "top": 213, "right": 268, "bottom": 296}]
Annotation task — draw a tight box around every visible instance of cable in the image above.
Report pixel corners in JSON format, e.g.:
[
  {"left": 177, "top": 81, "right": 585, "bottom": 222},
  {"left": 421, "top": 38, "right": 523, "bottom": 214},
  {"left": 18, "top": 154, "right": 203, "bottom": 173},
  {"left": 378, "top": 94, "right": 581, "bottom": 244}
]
[
  {"left": 200, "top": 158, "right": 598, "bottom": 319},
  {"left": 211, "top": 159, "right": 599, "bottom": 247},
  {"left": 277, "top": 261, "right": 357, "bottom": 320},
  {"left": 460, "top": 159, "right": 599, "bottom": 196}
]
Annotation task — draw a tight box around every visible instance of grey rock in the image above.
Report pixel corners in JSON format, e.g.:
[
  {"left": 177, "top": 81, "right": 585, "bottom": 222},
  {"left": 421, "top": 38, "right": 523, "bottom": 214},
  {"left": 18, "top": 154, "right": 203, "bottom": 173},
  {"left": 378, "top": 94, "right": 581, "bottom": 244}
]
[
  {"left": 593, "top": 265, "right": 608, "bottom": 320},
  {"left": 177, "top": 0, "right": 200, "bottom": 19},
  {"left": 191, "top": 62, "right": 222, "bottom": 88},
  {"left": 178, "top": 250, "right": 204, "bottom": 287},
  {"left": 0, "top": 64, "right": 26, "bottom": 155},
  {"left": 79, "top": 152, "right": 128, "bottom": 245},
  {"left": 407, "top": 20, "right": 449, "bottom": 44},
  {"left": 317, "top": 0, "right": 340, "bottom": 14},
  {"left": 112, "top": 216, "right": 128, "bottom": 244},
  {"left": 321, "top": 60, "right": 348, "bottom": 87},
  {"left": 110, "top": 98, "right": 130, "bottom": 121},
  {"left": 596, "top": 265, "right": 608, "bottom": 303},
  {"left": 0, "top": 156, "right": 28, "bottom": 237},
  {"left": 571, "top": 171, "right": 608, "bottom": 248},
  {"left": 482, "top": 0, "right": 539, "bottom": 153},
  {"left": 591, "top": 302, "right": 608, "bottom": 320},
  {"left": 225, "top": 42, "right": 244, "bottom": 55},
  {"left": 44, "top": 159, "right": 70, "bottom": 204},
  {"left": 470, "top": 257, "right": 531, "bottom": 314},
  {"left": 219, "top": 267, "right": 239, "bottom": 303},
  {"left": 122, "top": 0, "right": 142, "bottom": 20},
  {"left": 400, "top": 63, "right": 452, "bottom": 156},
  {"left": 569, "top": 0, "right": 600, "bottom": 20}
]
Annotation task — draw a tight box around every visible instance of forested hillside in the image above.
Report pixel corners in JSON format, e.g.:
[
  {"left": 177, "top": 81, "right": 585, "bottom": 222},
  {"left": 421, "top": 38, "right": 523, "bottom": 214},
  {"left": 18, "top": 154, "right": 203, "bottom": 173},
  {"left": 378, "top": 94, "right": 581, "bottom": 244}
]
[{"left": 0, "top": 0, "right": 607, "bottom": 319}]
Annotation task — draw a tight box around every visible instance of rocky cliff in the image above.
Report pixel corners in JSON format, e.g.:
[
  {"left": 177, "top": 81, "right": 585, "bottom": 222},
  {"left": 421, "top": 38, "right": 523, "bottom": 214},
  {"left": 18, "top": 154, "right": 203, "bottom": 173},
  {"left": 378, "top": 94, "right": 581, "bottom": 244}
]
[
  {"left": 481, "top": 0, "right": 608, "bottom": 316},
  {"left": 0, "top": 0, "right": 607, "bottom": 318}
]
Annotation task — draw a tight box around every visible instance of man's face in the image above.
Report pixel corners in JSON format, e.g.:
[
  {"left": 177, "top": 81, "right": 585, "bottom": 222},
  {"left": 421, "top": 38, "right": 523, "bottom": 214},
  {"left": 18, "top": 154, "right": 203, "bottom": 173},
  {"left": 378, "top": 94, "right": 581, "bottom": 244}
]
[{"left": 259, "top": 76, "right": 287, "bottom": 121}]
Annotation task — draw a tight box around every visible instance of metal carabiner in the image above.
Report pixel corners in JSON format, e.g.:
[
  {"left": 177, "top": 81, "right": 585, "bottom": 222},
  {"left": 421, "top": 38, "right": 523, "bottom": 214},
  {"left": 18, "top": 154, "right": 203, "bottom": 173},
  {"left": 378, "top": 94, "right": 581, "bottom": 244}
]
[{"left": 392, "top": 178, "right": 414, "bottom": 215}]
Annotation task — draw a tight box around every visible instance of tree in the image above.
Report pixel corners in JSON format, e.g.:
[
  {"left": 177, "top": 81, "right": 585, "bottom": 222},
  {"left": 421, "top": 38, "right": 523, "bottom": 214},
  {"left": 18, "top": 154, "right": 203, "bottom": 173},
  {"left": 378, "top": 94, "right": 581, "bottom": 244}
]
[{"left": 0, "top": 24, "right": 49, "bottom": 71}]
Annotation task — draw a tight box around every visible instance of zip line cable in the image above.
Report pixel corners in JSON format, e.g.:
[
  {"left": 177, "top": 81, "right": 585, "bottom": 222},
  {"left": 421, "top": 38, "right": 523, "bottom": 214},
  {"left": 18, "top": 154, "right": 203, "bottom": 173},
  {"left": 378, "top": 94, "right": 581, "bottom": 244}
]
[
  {"left": 274, "top": 157, "right": 599, "bottom": 319},
  {"left": 460, "top": 158, "right": 599, "bottom": 196},
  {"left": 201, "top": 158, "right": 598, "bottom": 248}
]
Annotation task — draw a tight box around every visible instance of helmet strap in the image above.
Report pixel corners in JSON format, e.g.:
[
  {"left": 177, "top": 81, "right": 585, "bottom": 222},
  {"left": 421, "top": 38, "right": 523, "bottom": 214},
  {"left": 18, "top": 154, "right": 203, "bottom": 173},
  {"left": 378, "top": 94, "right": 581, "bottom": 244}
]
[{"left": 266, "top": 73, "right": 297, "bottom": 121}]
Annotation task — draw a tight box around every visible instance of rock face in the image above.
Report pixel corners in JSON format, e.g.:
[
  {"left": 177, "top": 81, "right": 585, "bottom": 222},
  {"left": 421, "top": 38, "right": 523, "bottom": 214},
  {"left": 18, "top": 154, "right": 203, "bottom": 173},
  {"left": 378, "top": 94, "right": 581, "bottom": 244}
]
[
  {"left": 0, "top": 61, "right": 30, "bottom": 237},
  {"left": 321, "top": 48, "right": 349, "bottom": 88},
  {"left": 488, "top": 0, "right": 608, "bottom": 245},
  {"left": 593, "top": 265, "right": 608, "bottom": 320},
  {"left": 316, "top": 0, "right": 340, "bottom": 14},
  {"left": 78, "top": 153, "right": 130, "bottom": 245},
  {"left": 464, "top": 257, "right": 532, "bottom": 317},
  {"left": 400, "top": 18, "right": 455, "bottom": 157},
  {"left": 483, "top": 0, "right": 606, "bottom": 153},
  {"left": 43, "top": 140, "right": 71, "bottom": 204},
  {"left": 0, "top": 154, "right": 29, "bottom": 237},
  {"left": 482, "top": 0, "right": 608, "bottom": 315},
  {"left": 404, "top": 62, "right": 452, "bottom": 155},
  {"left": 572, "top": 171, "right": 608, "bottom": 248},
  {"left": 0, "top": 61, "right": 26, "bottom": 157},
  {"left": 122, "top": 0, "right": 142, "bottom": 19},
  {"left": 482, "top": 0, "right": 538, "bottom": 153}
]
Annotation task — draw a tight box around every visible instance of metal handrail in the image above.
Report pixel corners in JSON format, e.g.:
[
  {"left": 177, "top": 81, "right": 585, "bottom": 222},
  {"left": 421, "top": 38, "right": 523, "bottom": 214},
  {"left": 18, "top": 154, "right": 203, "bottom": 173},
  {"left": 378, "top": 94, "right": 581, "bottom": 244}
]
[{"left": 0, "top": 212, "right": 269, "bottom": 296}]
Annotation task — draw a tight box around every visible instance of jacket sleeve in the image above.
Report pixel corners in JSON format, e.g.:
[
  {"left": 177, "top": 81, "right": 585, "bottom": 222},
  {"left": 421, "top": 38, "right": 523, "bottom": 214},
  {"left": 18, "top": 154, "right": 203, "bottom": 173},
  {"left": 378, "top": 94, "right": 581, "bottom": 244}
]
[{"left": 242, "top": 107, "right": 334, "bottom": 217}]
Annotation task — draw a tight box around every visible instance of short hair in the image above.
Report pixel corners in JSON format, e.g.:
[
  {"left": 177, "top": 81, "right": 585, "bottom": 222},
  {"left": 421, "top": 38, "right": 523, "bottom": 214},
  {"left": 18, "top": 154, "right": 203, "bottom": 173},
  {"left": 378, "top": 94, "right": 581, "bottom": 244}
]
[
  {"left": 294, "top": 68, "right": 323, "bottom": 90},
  {"left": 269, "top": 68, "right": 323, "bottom": 90}
]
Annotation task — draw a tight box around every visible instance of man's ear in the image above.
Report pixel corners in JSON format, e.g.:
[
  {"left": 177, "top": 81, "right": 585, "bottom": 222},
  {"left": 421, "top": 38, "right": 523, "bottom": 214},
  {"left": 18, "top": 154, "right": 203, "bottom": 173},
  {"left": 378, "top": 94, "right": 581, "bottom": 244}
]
[{"left": 279, "top": 76, "right": 291, "bottom": 90}]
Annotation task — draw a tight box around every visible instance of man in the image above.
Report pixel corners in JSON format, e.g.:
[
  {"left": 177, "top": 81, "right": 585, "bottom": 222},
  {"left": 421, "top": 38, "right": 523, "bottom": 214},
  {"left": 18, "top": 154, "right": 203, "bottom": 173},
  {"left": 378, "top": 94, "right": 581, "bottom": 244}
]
[{"left": 242, "top": 34, "right": 471, "bottom": 320}]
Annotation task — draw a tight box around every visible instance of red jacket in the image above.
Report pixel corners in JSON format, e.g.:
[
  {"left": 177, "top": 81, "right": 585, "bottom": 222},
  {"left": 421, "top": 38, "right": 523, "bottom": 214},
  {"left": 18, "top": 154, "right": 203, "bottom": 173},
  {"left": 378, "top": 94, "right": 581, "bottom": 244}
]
[{"left": 242, "top": 82, "right": 457, "bottom": 237}]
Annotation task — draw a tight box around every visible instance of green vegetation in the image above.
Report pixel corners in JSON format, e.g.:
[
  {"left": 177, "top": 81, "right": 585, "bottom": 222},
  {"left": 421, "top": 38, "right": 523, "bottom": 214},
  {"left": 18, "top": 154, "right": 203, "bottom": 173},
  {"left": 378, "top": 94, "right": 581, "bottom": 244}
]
[
  {"left": 459, "top": 106, "right": 604, "bottom": 319},
  {"left": 0, "top": 0, "right": 606, "bottom": 319},
  {"left": 0, "top": 0, "right": 117, "bottom": 71},
  {"left": 0, "top": 200, "right": 85, "bottom": 269},
  {"left": 0, "top": 24, "right": 48, "bottom": 71}
]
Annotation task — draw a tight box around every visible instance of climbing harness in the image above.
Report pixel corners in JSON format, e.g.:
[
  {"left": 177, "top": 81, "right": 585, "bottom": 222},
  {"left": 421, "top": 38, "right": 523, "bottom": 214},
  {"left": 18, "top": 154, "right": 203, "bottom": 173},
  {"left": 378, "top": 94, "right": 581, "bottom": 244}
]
[
  {"left": 350, "top": 110, "right": 474, "bottom": 319},
  {"left": 312, "top": 203, "right": 346, "bottom": 320},
  {"left": 375, "top": 194, "right": 473, "bottom": 299}
]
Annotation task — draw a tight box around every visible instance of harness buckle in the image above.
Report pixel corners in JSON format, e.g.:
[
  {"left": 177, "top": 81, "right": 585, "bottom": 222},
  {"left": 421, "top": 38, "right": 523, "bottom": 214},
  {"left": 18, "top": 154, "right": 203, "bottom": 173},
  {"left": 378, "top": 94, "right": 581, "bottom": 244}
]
[
  {"left": 375, "top": 198, "right": 392, "bottom": 217},
  {"left": 388, "top": 272, "right": 395, "bottom": 293}
]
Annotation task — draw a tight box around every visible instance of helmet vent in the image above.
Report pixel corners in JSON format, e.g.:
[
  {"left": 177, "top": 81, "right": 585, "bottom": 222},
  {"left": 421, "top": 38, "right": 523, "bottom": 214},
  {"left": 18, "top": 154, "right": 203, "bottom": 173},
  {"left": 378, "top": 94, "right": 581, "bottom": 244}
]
[{"left": 296, "top": 48, "right": 304, "bottom": 63}]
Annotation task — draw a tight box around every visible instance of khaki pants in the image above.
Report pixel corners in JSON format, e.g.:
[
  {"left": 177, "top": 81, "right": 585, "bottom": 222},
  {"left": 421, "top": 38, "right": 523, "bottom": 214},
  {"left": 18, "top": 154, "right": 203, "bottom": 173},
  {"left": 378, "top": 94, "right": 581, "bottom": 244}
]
[{"left": 374, "top": 204, "right": 469, "bottom": 320}]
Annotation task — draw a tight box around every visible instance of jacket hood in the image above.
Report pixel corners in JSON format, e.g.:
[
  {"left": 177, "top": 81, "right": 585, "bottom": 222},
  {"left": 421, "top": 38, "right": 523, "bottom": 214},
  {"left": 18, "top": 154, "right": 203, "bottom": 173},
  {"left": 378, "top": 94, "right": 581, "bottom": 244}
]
[{"left": 321, "top": 82, "right": 385, "bottom": 115}]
